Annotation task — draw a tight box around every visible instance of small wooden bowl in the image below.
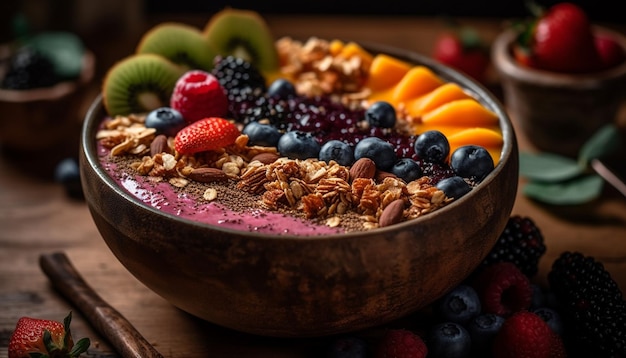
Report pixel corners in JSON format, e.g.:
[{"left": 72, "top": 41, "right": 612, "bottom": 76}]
[
  {"left": 79, "top": 44, "right": 518, "bottom": 338},
  {"left": 0, "top": 48, "right": 95, "bottom": 151},
  {"left": 492, "top": 27, "right": 626, "bottom": 158}
]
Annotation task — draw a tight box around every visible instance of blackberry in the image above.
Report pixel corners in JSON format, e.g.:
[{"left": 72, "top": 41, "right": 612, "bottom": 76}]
[
  {"left": 212, "top": 55, "right": 266, "bottom": 93},
  {"left": 548, "top": 251, "right": 626, "bottom": 358},
  {"left": 2, "top": 46, "right": 58, "bottom": 89},
  {"left": 480, "top": 215, "right": 546, "bottom": 278}
]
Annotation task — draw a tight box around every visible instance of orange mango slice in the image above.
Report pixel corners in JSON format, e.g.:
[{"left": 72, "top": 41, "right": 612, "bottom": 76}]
[
  {"left": 421, "top": 99, "right": 499, "bottom": 127},
  {"left": 447, "top": 127, "right": 503, "bottom": 149},
  {"left": 337, "top": 41, "right": 373, "bottom": 66},
  {"left": 365, "top": 54, "right": 412, "bottom": 92},
  {"left": 406, "top": 83, "right": 473, "bottom": 117},
  {"left": 329, "top": 39, "right": 344, "bottom": 56},
  {"left": 391, "top": 66, "right": 443, "bottom": 104}
]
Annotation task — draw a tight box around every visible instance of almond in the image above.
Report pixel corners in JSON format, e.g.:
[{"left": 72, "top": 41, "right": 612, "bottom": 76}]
[
  {"left": 378, "top": 198, "right": 405, "bottom": 227},
  {"left": 251, "top": 152, "right": 280, "bottom": 164},
  {"left": 187, "top": 167, "right": 229, "bottom": 183},
  {"left": 376, "top": 170, "right": 398, "bottom": 183},
  {"left": 349, "top": 157, "right": 377, "bottom": 182},
  {"left": 150, "top": 134, "right": 169, "bottom": 156}
]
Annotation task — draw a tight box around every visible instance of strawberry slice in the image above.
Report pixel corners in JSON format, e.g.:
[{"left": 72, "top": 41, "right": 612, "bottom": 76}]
[
  {"left": 170, "top": 70, "right": 228, "bottom": 124},
  {"left": 174, "top": 117, "right": 240, "bottom": 154}
]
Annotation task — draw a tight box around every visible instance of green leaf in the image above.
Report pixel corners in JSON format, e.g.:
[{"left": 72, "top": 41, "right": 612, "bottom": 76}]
[
  {"left": 27, "top": 32, "right": 85, "bottom": 79},
  {"left": 578, "top": 124, "right": 621, "bottom": 166},
  {"left": 523, "top": 174, "right": 604, "bottom": 205},
  {"left": 519, "top": 151, "right": 583, "bottom": 182}
]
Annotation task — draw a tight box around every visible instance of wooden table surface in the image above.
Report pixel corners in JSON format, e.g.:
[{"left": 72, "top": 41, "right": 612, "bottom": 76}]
[{"left": 1, "top": 14, "right": 626, "bottom": 358}]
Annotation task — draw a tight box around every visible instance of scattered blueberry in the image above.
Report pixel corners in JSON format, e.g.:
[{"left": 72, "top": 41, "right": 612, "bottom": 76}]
[
  {"left": 145, "top": 107, "right": 186, "bottom": 137},
  {"left": 54, "top": 157, "right": 83, "bottom": 199},
  {"left": 427, "top": 322, "right": 472, "bottom": 358},
  {"left": 466, "top": 313, "right": 505, "bottom": 354},
  {"left": 242, "top": 121, "right": 282, "bottom": 147},
  {"left": 277, "top": 130, "right": 321, "bottom": 160},
  {"left": 319, "top": 140, "right": 355, "bottom": 166},
  {"left": 325, "top": 336, "right": 368, "bottom": 358},
  {"left": 390, "top": 158, "right": 422, "bottom": 183},
  {"left": 436, "top": 176, "right": 471, "bottom": 199},
  {"left": 365, "top": 101, "right": 396, "bottom": 128},
  {"left": 414, "top": 130, "right": 450, "bottom": 163},
  {"left": 267, "top": 78, "right": 297, "bottom": 98},
  {"left": 434, "top": 284, "right": 482, "bottom": 325},
  {"left": 354, "top": 137, "right": 396, "bottom": 171},
  {"left": 450, "top": 145, "right": 494, "bottom": 182}
]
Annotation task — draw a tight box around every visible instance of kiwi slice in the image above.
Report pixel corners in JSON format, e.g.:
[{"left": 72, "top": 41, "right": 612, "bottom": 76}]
[
  {"left": 203, "top": 8, "right": 279, "bottom": 74},
  {"left": 102, "top": 53, "right": 184, "bottom": 116},
  {"left": 136, "top": 22, "right": 217, "bottom": 72}
]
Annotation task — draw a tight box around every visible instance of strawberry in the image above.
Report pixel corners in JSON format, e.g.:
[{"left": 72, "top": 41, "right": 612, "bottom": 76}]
[
  {"left": 514, "top": 2, "right": 602, "bottom": 73},
  {"left": 170, "top": 70, "right": 228, "bottom": 124},
  {"left": 8, "top": 312, "right": 90, "bottom": 358},
  {"left": 432, "top": 25, "right": 490, "bottom": 83},
  {"left": 174, "top": 117, "right": 240, "bottom": 154},
  {"left": 375, "top": 329, "right": 428, "bottom": 358},
  {"left": 492, "top": 310, "right": 567, "bottom": 358},
  {"left": 594, "top": 33, "right": 626, "bottom": 70}
]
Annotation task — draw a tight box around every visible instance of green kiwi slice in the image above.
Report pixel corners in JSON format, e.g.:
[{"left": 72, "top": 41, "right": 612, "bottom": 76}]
[
  {"left": 102, "top": 54, "right": 184, "bottom": 116},
  {"left": 203, "top": 8, "right": 279, "bottom": 74},
  {"left": 136, "top": 22, "right": 217, "bottom": 72}
]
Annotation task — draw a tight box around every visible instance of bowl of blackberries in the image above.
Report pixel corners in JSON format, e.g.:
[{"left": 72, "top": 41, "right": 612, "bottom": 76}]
[{"left": 0, "top": 31, "right": 94, "bottom": 152}]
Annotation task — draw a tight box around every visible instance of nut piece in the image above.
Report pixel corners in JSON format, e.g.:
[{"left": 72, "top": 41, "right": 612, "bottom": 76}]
[
  {"left": 378, "top": 198, "right": 405, "bottom": 227},
  {"left": 187, "top": 167, "right": 229, "bottom": 183},
  {"left": 251, "top": 152, "right": 280, "bottom": 164},
  {"left": 349, "top": 157, "right": 377, "bottom": 182},
  {"left": 150, "top": 134, "right": 169, "bottom": 156}
]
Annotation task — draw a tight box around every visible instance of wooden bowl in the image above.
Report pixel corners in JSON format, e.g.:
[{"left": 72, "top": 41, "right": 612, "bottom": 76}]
[
  {"left": 492, "top": 27, "right": 626, "bottom": 158},
  {"left": 79, "top": 44, "right": 519, "bottom": 338}
]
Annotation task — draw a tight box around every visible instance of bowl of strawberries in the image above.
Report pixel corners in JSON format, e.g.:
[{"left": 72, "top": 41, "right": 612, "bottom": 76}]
[{"left": 492, "top": 2, "right": 626, "bottom": 157}]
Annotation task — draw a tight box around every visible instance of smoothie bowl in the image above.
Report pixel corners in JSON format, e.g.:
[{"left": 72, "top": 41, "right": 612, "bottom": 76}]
[{"left": 79, "top": 9, "right": 518, "bottom": 337}]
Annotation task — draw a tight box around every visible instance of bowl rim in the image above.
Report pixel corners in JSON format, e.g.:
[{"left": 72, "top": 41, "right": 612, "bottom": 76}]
[
  {"left": 492, "top": 26, "right": 626, "bottom": 87},
  {"left": 81, "top": 42, "right": 517, "bottom": 241}
]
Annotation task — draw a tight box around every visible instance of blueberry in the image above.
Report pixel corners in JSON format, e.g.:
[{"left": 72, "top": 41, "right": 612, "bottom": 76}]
[
  {"left": 145, "top": 107, "right": 186, "bottom": 137},
  {"left": 267, "top": 78, "right": 297, "bottom": 98},
  {"left": 277, "top": 131, "right": 320, "bottom": 160},
  {"left": 319, "top": 140, "right": 354, "bottom": 166},
  {"left": 354, "top": 137, "right": 396, "bottom": 171},
  {"left": 54, "top": 157, "right": 83, "bottom": 199},
  {"left": 434, "top": 284, "right": 481, "bottom": 325},
  {"left": 242, "top": 121, "right": 282, "bottom": 147},
  {"left": 365, "top": 101, "right": 396, "bottom": 128},
  {"left": 414, "top": 130, "right": 450, "bottom": 163},
  {"left": 390, "top": 158, "right": 422, "bottom": 183},
  {"left": 466, "top": 313, "right": 505, "bottom": 354},
  {"left": 531, "top": 307, "right": 565, "bottom": 337},
  {"left": 427, "top": 322, "right": 471, "bottom": 358},
  {"left": 435, "top": 176, "right": 471, "bottom": 199},
  {"left": 530, "top": 284, "right": 546, "bottom": 309},
  {"left": 325, "top": 336, "right": 368, "bottom": 358},
  {"left": 450, "top": 145, "right": 494, "bottom": 182}
]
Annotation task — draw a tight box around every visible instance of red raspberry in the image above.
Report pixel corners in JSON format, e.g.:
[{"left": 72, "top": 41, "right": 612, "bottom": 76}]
[
  {"left": 170, "top": 70, "right": 228, "bottom": 124},
  {"left": 472, "top": 262, "right": 532, "bottom": 316},
  {"left": 492, "top": 310, "right": 567, "bottom": 358},
  {"left": 375, "top": 329, "right": 428, "bottom": 358}
]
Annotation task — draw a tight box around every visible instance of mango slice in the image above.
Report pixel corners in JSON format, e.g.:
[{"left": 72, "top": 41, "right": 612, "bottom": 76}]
[
  {"left": 391, "top": 66, "right": 443, "bottom": 104},
  {"left": 365, "top": 54, "right": 412, "bottom": 92},
  {"left": 406, "top": 83, "right": 473, "bottom": 117},
  {"left": 337, "top": 41, "right": 373, "bottom": 67},
  {"left": 329, "top": 39, "right": 344, "bottom": 56},
  {"left": 447, "top": 127, "right": 503, "bottom": 148},
  {"left": 421, "top": 99, "right": 499, "bottom": 127}
]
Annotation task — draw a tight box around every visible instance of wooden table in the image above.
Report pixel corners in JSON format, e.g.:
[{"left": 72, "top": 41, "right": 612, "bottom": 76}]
[{"left": 2, "top": 14, "right": 626, "bottom": 358}]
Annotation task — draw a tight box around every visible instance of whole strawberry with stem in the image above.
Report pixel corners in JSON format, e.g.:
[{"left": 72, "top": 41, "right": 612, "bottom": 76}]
[
  {"left": 513, "top": 2, "right": 602, "bottom": 73},
  {"left": 8, "top": 311, "right": 90, "bottom": 358},
  {"left": 432, "top": 21, "right": 491, "bottom": 83}
]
